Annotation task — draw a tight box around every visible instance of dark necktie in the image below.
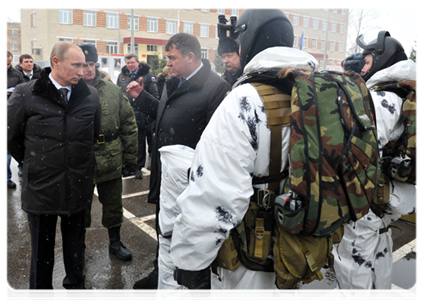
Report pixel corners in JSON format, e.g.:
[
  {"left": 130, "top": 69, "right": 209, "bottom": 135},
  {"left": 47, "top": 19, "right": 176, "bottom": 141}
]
[
  {"left": 59, "top": 88, "right": 68, "bottom": 102},
  {"left": 178, "top": 79, "right": 186, "bottom": 88}
]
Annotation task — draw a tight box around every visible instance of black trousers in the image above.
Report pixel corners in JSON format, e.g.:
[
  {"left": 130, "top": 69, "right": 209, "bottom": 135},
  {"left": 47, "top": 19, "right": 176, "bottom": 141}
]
[
  {"left": 27, "top": 210, "right": 86, "bottom": 289},
  {"left": 134, "top": 110, "right": 147, "bottom": 169}
]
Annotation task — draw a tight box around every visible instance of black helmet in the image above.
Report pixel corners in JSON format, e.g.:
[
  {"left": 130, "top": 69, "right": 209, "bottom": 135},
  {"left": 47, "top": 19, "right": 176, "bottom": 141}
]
[
  {"left": 356, "top": 31, "right": 407, "bottom": 81},
  {"left": 234, "top": 9, "right": 294, "bottom": 68}
]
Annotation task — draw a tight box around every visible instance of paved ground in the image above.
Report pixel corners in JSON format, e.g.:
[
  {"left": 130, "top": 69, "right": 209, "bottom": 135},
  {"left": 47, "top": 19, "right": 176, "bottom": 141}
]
[{"left": 6, "top": 158, "right": 416, "bottom": 298}]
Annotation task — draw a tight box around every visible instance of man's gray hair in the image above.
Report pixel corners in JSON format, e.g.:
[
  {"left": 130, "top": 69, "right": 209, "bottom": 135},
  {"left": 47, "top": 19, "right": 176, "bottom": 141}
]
[
  {"left": 165, "top": 33, "right": 201, "bottom": 60},
  {"left": 124, "top": 53, "right": 139, "bottom": 62},
  {"left": 50, "top": 41, "right": 80, "bottom": 65}
]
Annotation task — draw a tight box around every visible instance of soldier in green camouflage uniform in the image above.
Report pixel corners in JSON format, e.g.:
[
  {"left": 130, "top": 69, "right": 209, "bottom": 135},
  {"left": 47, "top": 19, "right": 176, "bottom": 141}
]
[{"left": 79, "top": 44, "right": 138, "bottom": 261}]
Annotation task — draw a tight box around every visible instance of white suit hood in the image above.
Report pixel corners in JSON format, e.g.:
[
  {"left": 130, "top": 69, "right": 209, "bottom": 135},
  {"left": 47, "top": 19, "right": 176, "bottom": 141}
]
[
  {"left": 243, "top": 47, "right": 319, "bottom": 74},
  {"left": 367, "top": 59, "right": 416, "bottom": 88}
]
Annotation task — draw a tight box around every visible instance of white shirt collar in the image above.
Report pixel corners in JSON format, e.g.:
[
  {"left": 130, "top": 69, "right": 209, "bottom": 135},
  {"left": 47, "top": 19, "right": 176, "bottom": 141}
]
[
  {"left": 49, "top": 73, "right": 72, "bottom": 99},
  {"left": 185, "top": 61, "right": 203, "bottom": 81}
]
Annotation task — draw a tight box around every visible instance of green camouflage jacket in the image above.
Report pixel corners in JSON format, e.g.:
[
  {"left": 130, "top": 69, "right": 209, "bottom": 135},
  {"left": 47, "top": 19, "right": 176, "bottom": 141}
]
[{"left": 92, "top": 69, "right": 138, "bottom": 184}]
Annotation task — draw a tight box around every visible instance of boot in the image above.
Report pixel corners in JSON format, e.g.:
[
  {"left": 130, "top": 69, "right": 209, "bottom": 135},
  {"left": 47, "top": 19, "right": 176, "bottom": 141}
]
[
  {"left": 133, "top": 266, "right": 158, "bottom": 289},
  {"left": 108, "top": 226, "right": 132, "bottom": 261}
]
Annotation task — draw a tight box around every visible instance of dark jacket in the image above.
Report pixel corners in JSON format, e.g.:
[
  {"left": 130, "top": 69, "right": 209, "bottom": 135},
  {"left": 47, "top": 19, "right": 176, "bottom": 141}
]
[
  {"left": 91, "top": 68, "right": 138, "bottom": 184},
  {"left": 14, "top": 63, "right": 43, "bottom": 82},
  {"left": 156, "top": 74, "right": 167, "bottom": 99},
  {"left": 116, "top": 62, "right": 159, "bottom": 127},
  {"left": 222, "top": 68, "right": 243, "bottom": 86},
  {"left": 135, "top": 59, "right": 231, "bottom": 203},
  {"left": 7, "top": 65, "right": 24, "bottom": 99},
  {"left": 7, "top": 68, "right": 102, "bottom": 215}
]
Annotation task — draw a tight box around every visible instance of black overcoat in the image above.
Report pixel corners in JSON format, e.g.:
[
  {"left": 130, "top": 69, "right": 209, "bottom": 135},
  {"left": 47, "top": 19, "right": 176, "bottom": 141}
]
[{"left": 7, "top": 68, "right": 102, "bottom": 215}]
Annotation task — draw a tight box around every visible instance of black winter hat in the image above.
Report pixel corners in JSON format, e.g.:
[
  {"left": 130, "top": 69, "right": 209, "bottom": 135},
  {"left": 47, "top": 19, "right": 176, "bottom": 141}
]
[
  {"left": 78, "top": 43, "right": 98, "bottom": 63},
  {"left": 342, "top": 53, "right": 365, "bottom": 73},
  {"left": 217, "top": 37, "right": 239, "bottom": 56}
]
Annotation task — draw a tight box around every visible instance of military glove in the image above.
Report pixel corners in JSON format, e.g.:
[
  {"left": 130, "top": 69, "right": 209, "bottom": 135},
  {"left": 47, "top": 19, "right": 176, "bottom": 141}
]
[
  {"left": 122, "top": 163, "right": 136, "bottom": 177},
  {"left": 173, "top": 267, "right": 211, "bottom": 289}
]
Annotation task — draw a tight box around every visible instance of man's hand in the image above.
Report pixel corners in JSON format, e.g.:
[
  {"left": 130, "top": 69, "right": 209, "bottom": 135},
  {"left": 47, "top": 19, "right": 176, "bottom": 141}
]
[{"left": 126, "top": 77, "right": 144, "bottom": 99}]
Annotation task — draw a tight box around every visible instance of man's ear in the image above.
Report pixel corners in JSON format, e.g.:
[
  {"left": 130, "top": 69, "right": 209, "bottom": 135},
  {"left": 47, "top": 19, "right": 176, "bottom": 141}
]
[
  {"left": 187, "top": 52, "right": 196, "bottom": 63},
  {"left": 51, "top": 56, "right": 60, "bottom": 69}
]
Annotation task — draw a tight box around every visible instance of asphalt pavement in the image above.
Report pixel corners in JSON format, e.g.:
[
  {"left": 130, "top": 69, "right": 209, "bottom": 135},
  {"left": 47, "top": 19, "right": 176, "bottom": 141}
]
[{"left": 6, "top": 158, "right": 416, "bottom": 298}]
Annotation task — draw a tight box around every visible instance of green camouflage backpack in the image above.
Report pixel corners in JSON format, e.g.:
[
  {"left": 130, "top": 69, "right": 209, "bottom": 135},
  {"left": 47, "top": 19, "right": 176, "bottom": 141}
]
[{"left": 213, "top": 67, "right": 380, "bottom": 289}]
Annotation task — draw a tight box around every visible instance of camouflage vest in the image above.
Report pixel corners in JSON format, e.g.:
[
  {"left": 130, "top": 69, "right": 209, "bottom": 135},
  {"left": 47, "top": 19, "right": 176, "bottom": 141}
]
[{"left": 213, "top": 68, "right": 380, "bottom": 289}]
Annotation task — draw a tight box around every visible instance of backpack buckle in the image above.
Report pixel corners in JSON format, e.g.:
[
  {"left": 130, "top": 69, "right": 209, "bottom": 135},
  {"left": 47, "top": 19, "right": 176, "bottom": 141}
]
[
  {"left": 256, "top": 189, "right": 273, "bottom": 210},
  {"left": 255, "top": 226, "right": 265, "bottom": 240},
  {"left": 97, "top": 134, "right": 105, "bottom": 144}
]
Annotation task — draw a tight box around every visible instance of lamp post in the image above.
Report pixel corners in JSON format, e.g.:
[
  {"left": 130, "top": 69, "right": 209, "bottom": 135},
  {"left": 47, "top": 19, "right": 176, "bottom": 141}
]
[{"left": 322, "top": 10, "right": 333, "bottom": 70}]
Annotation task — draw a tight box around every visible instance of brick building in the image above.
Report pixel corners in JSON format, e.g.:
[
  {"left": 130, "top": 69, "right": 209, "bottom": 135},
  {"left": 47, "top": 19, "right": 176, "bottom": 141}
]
[
  {"left": 7, "top": 22, "right": 21, "bottom": 64},
  {"left": 19, "top": 8, "right": 348, "bottom": 81}
]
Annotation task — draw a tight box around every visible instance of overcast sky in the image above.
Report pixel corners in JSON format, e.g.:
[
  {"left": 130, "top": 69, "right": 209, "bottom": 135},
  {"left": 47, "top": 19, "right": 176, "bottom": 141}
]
[{"left": 5, "top": 6, "right": 417, "bottom": 57}]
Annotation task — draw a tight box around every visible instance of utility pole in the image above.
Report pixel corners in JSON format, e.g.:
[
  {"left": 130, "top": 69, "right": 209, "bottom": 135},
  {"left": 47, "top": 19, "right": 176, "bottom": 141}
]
[
  {"left": 322, "top": 10, "right": 333, "bottom": 70},
  {"left": 131, "top": 9, "right": 135, "bottom": 54}
]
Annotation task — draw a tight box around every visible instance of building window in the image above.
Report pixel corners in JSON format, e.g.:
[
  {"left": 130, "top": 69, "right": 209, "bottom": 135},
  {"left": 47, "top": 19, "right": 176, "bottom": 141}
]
[
  {"left": 59, "top": 37, "right": 73, "bottom": 42},
  {"left": 216, "top": 9, "right": 225, "bottom": 14},
  {"left": 331, "top": 22, "right": 337, "bottom": 33},
  {"left": 11, "top": 42, "right": 18, "bottom": 51},
  {"left": 338, "top": 42, "right": 344, "bottom": 53},
  {"left": 322, "top": 20, "right": 327, "bottom": 32},
  {"left": 106, "top": 42, "right": 118, "bottom": 54},
  {"left": 200, "top": 24, "right": 209, "bottom": 38},
  {"left": 166, "top": 20, "right": 176, "bottom": 34},
  {"left": 292, "top": 15, "right": 299, "bottom": 26},
  {"left": 321, "top": 39, "right": 326, "bottom": 51},
  {"left": 312, "top": 39, "right": 317, "bottom": 49},
  {"left": 313, "top": 18, "right": 318, "bottom": 30},
  {"left": 83, "top": 10, "right": 96, "bottom": 27},
  {"left": 201, "top": 49, "right": 208, "bottom": 59},
  {"left": 340, "top": 24, "right": 345, "bottom": 34},
  {"left": 184, "top": 22, "right": 193, "bottom": 34},
  {"left": 330, "top": 41, "right": 335, "bottom": 51},
  {"left": 147, "top": 17, "right": 158, "bottom": 33},
  {"left": 126, "top": 43, "right": 139, "bottom": 55},
  {"left": 30, "top": 11, "right": 36, "bottom": 28},
  {"left": 10, "top": 29, "right": 18, "bottom": 37},
  {"left": 147, "top": 45, "right": 158, "bottom": 52},
  {"left": 106, "top": 12, "right": 118, "bottom": 29},
  {"left": 341, "top": 9, "right": 347, "bottom": 15},
  {"left": 201, "top": 9, "right": 210, "bottom": 12},
  {"left": 303, "top": 37, "right": 308, "bottom": 49},
  {"left": 59, "top": 9, "right": 72, "bottom": 24},
  {"left": 303, "top": 17, "right": 309, "bottom": 28},
  {"left": 294, "top": 36, "right": 298, "bottom": 48},
  {"left": 127, "top": 16, "right": 139, "bottom": 31},
  {"left": 231, "top": 9, "right": 239, "bottom": 16}
]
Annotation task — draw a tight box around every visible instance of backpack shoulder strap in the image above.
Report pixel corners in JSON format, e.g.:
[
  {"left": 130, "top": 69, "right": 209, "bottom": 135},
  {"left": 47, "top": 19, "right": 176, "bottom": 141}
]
[{"left": 250, "top": 82, "right": 291, "bottom": 193}]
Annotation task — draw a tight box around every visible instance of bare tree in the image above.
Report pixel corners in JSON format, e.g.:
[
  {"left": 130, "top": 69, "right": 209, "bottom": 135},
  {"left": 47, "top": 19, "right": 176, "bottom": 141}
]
[{"left": 347, "top": 9, "right": 380, "bottom": 55}]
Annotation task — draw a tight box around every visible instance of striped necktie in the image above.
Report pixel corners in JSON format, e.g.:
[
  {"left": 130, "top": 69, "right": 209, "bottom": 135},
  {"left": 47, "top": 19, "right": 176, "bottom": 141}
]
[{"left": 59, "top": 88, "right": 69, "bottom": 103}]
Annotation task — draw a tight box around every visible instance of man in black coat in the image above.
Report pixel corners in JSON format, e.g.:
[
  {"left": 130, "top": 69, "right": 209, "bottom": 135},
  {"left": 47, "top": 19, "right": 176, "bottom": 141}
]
[
  {"left": 218, "top": 37, "right": 242, "bottom": 86},
  {"left": 7, "top": 51, "right": 24, "bottom": 188},
  {"left": 13, "top": 54, "right": 43, "bottom": 177},
  {"left": 14, "top": 54, "right": 43, "bottom": 82},
  {"left": 116, "top": 54, "right": 159, "bottom": 179},
  {"left": 126, "top": 32, "right": 231, "bottom": 289},
  {"left": 8, "top": 42, "right": 102, "bottom": 289}
]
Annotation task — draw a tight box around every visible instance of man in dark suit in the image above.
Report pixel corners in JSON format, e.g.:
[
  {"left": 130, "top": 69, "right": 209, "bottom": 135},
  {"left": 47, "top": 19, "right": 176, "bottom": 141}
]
[
  {"left": 8, "top": 42, "right": 102, "bottom": 289},
  {"left": 126, "top": 32, "right": 231, "bottom": 289}
]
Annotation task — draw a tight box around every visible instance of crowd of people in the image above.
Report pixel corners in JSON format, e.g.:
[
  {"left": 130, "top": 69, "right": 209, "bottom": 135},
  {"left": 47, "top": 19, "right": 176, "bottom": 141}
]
[{"left": 7, "top": 8, "right": 415, "bottom": 291}]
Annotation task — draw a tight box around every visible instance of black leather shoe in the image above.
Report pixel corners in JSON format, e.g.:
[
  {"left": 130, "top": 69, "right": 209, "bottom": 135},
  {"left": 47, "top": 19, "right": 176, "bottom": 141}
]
[
  {"left": 135, "top": 169, "right": 143, "bottom": 179},
  {"left": 133, "top": 267, "right": 158, "bottom": 289},
  {"left": 109, "top": 241, "right": 132, "bottom": 261},
  {"left": 7, "top": 180, "right": 16, "bottom": 188},
  {"left": 67, "top": 288, "right": 94, "bottom": 300}
]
